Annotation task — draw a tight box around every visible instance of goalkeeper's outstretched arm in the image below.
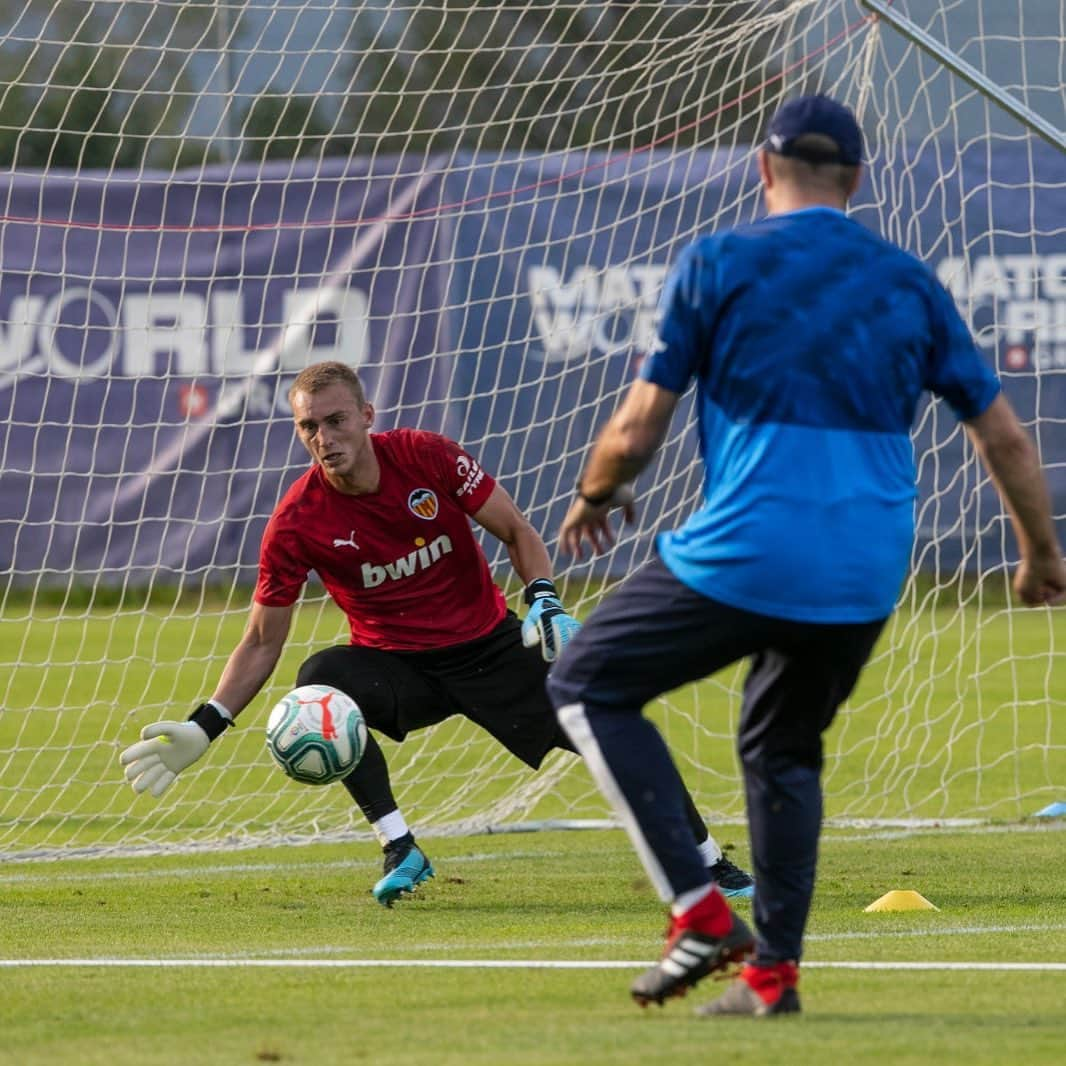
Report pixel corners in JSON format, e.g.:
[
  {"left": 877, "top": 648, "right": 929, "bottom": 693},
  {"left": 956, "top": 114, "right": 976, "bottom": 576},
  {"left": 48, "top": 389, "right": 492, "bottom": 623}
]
[
  {"left": 472, "top": 483, "right": 582, "bottom": 663},
  {"left": 210, "top": 602, "right": 295, "bottom": 717},
  {"left": 119, "top": 602, "right": 294, "bottom": 797}
]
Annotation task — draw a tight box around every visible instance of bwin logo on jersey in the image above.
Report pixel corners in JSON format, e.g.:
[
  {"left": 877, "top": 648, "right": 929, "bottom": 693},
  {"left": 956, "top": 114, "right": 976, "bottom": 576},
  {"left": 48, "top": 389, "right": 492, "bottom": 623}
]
[
  {"left": 361, "top": 535, "right": 453, "bottom": 588},
  {"left": 408, "top": 488, "right": 439, "bottom": 520}
]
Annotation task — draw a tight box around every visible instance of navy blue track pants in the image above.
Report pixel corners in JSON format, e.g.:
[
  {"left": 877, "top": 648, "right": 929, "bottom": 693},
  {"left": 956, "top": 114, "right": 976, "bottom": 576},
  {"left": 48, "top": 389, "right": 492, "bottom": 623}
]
[{"left": 547, "top": 554, "right": 884, "bottom": 963}]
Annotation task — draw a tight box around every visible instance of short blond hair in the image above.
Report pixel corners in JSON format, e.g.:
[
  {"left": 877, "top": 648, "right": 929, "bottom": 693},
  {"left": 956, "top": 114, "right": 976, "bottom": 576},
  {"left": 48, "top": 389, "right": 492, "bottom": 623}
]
[{"left": 288, "top": 361, "right": 367, "bottom": 406}]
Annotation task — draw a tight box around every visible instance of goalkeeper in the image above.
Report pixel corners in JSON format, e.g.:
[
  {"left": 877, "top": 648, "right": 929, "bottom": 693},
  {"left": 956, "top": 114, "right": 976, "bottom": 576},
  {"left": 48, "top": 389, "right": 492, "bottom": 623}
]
[{"left": 119, "top": 360, "right": 754, "bottom": 906}]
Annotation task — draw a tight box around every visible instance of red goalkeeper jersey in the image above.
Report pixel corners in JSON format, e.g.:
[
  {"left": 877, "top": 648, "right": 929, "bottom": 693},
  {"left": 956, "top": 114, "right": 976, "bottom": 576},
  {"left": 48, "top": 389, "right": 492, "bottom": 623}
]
[{"left": 256, "top": 429, "right": 507, "bottom": 651}]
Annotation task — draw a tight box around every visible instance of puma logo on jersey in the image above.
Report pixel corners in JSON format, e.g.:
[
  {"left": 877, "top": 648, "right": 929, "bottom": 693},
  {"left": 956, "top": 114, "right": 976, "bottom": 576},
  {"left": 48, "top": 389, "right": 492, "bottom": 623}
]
[
  {"left": 361, "top": 535, "right": 453, "bottom": 588},
  {"left": 332, "top": 530, "right": 359, "bottom": 549}
]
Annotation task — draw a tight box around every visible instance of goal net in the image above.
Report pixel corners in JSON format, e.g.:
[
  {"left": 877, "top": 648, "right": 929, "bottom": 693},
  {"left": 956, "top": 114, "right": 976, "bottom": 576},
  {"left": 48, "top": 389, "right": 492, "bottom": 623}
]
[{"left": 1, "top": 0, "right": 1063, "bottom": 859}]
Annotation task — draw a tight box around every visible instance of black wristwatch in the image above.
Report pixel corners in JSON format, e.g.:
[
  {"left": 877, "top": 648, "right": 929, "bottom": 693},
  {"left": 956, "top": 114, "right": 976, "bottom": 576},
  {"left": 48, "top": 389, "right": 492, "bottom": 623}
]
[{"left": 576, "top": 482, "right": 614, "bottom": 507}]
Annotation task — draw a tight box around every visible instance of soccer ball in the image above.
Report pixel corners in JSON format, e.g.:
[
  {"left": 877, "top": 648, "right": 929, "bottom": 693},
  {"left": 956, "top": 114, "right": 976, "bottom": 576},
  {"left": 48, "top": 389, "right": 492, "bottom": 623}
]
[{"left": 266, "top": 684, "right": 367, "bottom": 785}]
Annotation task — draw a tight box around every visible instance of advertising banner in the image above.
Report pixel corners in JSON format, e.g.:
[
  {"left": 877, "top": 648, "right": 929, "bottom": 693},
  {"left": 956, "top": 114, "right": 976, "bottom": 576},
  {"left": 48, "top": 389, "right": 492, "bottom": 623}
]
[{"left": 1, "top": 143, "right": 1062, "bottom": 585}]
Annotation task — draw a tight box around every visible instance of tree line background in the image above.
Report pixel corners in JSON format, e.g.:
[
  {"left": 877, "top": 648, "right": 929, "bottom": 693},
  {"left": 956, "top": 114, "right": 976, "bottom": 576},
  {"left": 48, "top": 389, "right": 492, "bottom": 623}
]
[{"left": 0, "top": 0, "right": 785, "bottom": 171}]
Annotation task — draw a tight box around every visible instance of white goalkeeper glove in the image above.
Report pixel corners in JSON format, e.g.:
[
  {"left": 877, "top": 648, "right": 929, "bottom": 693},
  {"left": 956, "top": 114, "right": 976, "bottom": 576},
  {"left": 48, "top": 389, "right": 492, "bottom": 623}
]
[
  {"left": 521, "top": 578, "right": 582, "bottom": 663},
  {"left": 119, "top": 703, "right": 231, "bottom": 798}
]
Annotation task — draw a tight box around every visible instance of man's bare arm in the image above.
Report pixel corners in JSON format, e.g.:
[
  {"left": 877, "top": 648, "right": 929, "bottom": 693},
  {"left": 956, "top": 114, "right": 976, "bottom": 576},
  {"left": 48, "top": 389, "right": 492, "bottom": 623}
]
[
  {"left": 965, "top": 393, "right": 1066, "bottom": 606},
  {"left": 576, "top": 379, "right": 680, "bottom": 500},
  {"left": 472, "top": 483, "right": 554, "bottom": 586},
  {"left": 120, "top": 600, "right": 295, "bottom": 797},
  {"left": 560, "top": 380, "right": 679, "bottom": 557},
  {"left": 211, "top": 601, "right": 295, "bottom": 718}
]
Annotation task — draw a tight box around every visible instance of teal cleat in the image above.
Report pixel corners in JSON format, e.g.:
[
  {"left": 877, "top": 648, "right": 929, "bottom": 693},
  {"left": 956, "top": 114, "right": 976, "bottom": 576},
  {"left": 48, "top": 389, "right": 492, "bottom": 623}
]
[
  {"left": 372, "top": 833, "right": 435, "bottom": 907},
  {"left": 708, "top": 855, "right": 755, "bottom": 900}
]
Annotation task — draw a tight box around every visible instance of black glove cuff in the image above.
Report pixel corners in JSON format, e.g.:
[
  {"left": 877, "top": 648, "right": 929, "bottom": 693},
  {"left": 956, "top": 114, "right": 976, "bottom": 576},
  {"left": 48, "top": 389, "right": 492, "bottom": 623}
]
[
  {"left": 188, "top": 702, "right": 233, "bottom": 742},
  {"left": 524, "top": 578, "right": 559, "bottom": 606}
]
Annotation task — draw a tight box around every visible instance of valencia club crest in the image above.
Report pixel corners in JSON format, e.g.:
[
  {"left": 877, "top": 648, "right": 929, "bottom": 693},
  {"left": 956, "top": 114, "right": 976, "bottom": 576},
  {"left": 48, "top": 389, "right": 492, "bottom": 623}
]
[{"left": 407, "top": 488, "right": 439, "bottom": 520}]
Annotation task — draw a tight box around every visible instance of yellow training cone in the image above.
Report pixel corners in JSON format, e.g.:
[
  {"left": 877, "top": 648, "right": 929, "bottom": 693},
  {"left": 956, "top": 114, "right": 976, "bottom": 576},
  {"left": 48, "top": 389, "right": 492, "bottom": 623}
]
[{"left": 864, "top": 889, "right": 939, "bottom": 913}]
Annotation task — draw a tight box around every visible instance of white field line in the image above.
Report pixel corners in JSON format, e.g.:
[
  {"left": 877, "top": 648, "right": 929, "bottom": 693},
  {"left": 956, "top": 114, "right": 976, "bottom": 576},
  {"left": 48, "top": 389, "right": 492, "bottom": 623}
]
[
  {"left": 806, "top": 922, "right": 1066, "bottom": 942},
  {"left": 0, "top": 850, "right": 570, "bottom": 885},
  {"left": 808, "top": 962, "right": 1066, "bottom": 972},
  {"left": 215, "top": 922, "right": 1066, "bottom": 956},
  {"left": 0, "top": 958, "right": 1064, "bottom": 972}
]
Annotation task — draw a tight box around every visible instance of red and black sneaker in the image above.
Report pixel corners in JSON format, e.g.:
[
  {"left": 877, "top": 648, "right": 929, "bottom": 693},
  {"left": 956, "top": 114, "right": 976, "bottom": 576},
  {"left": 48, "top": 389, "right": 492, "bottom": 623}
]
[
  {"left": 695, "top": 961, "right": 801, "bottom": 1017},
  {"left": 630, "top": 889, "right": 755, "bottom": 1007}
]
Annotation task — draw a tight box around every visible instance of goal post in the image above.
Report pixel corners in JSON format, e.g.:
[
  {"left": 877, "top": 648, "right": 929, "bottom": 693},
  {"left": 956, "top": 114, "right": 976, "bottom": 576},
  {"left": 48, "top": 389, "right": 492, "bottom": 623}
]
[{"left": 0, "top": 1, "right": 1063, "bottom": 860}]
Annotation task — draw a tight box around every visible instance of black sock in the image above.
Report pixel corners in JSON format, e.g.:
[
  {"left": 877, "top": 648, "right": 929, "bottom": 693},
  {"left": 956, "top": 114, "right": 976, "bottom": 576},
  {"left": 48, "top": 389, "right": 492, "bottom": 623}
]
[{"left": 340, "top": 733, "right": 398, "bottom": 823}]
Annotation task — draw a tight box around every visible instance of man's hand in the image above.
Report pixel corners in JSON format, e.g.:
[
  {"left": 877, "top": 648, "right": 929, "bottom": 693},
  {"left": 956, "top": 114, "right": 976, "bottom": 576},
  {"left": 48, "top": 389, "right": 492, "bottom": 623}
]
[
  {"left": 521, "top": 579, "right": 582, "bottom": 663},
  {"left": 559, "top": 483, "right": 636, "bottom": 559},
  {"left": 119, "top": 703, "right": 231, "bottom": 797},
  {"left": 1013, "top": 550, "right": 1066, "bottom": 607}
]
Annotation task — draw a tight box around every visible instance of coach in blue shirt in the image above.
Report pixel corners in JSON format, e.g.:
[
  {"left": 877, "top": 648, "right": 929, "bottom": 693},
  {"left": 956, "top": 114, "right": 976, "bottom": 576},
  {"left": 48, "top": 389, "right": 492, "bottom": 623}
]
[{"left": 547, "top": 94, "right": 1065, "bottom": 1017}]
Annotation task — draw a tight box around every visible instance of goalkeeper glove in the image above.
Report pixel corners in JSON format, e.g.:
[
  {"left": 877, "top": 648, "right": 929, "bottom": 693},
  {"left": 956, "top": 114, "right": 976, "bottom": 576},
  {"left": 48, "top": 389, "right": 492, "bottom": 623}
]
[
  {"left": 521, "top": 578, "right": 581, "bottom": 663},
  {"left": 119, "top": 703, "right": 231, "bottom": 798}
]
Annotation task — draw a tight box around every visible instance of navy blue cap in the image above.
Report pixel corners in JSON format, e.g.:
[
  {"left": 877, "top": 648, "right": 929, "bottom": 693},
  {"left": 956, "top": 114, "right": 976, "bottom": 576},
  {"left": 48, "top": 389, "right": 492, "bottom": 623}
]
[{"left": 764, "top": 94, "right": 864, "bottom": 166}]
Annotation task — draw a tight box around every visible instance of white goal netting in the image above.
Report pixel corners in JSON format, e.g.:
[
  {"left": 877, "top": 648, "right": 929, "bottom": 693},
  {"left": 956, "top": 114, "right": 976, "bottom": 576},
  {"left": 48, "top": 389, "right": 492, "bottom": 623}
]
[{"left": 0, "top": 0, "right": 1063, "bottom": 859}]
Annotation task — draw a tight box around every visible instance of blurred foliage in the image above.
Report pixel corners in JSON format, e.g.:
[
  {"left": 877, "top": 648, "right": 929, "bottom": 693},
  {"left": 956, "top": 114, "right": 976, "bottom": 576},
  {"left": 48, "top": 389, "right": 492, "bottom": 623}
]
[
  {"left": 0, "top": 1, "right": 221, "bottom": 169},
  {"left": 332, "top": 1, "right": 785, "bottom": 156},
  {"left": 239, "top": 91, "right": 352, "bottom": 165},
  {"left": 0, "top": 1, "right": 784, "bottom": 168}
]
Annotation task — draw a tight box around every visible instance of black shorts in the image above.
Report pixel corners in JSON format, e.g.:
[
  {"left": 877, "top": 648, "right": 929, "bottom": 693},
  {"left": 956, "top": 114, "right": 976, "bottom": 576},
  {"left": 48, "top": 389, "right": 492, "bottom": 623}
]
[{"left": 295, "top": 612, "right": 567, "bottom": 769}]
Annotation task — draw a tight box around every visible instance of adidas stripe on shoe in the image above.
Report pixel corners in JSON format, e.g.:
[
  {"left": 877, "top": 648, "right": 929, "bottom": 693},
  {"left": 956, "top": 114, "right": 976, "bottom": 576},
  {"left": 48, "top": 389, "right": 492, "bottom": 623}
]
[{"left": 631, "top": 892, "right": 755, "bottom": 1007}]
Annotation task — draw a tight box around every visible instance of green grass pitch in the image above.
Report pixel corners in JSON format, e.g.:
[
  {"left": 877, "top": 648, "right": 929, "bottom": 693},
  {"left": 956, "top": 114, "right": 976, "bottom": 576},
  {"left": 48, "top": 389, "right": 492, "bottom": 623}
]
[
  {"left": 1, "top": 826, "right": 1065, "bottom": 1065},
  {"left": 0, "top": 596, "right": 1063, "bottom": 1062}
]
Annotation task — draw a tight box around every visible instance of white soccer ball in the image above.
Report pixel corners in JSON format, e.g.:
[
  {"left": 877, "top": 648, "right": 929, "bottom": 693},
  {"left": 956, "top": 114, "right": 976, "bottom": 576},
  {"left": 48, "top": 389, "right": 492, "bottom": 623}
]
[{"left": 266, "top": 684, "right": 367, "bottom": 786}]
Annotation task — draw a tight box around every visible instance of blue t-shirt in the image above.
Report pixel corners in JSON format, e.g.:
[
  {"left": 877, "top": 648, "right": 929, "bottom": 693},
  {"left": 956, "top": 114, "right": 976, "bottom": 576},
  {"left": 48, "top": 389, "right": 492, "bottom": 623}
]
[{"left": 642, "top": 207, "right": 1000, "bottom": 623}]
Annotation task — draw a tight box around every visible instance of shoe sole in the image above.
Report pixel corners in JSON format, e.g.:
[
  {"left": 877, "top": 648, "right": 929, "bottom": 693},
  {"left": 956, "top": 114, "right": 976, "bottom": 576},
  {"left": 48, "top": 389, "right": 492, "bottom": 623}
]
[
  {"left": 373, "top": 863, "right": 435, "bottom": 907},
  {"left": 719, "top": 884, "right": 755, "bottom": 900},
  {"left": 696, "top": 985, "right": 801, "bottom": 1017}
]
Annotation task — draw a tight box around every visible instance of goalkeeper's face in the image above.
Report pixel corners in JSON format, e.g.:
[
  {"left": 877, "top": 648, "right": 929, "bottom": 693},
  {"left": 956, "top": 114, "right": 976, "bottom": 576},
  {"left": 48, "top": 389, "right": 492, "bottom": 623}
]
[{"left": 291, "top": 383, "right": 375, "bottom": 486}]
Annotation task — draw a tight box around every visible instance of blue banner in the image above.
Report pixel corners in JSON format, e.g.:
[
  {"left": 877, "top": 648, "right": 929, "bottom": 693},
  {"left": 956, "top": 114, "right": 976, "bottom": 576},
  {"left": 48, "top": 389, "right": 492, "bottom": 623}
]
[{"left": 1, "top": 143, "right": 1063, "bottom": 587}]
